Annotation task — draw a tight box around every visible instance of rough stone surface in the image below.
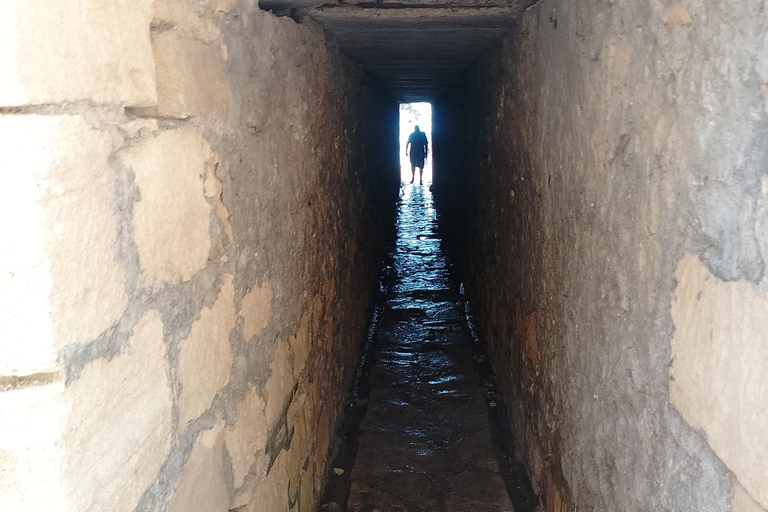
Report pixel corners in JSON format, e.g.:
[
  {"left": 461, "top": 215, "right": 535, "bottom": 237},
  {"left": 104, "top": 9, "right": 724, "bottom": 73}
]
[
  {"left": 288, "top": 309, "right": 311, "bottom": 380},
  {"left": 671, "top": 254, "right": 768, "bottom": 509},
  {"left": 153, "top": 0, "right": 222, "bottom": 43},
  {"left": 225, "top": 387, "right": 269, "bottom": 488},
  {"left": 262, "top": 340, "right": 295, "bottom": 429},
  {"left": 0, "top": 115, "right": 127, "bottom": 375},
  {"left": 433, "top": 0, "right": 768, "bottom": 510},
  {"left": 63, "top": 310, "right": 173, "bottom": 512},
  {"left": 240, "top": 281, "right": 273, "bottom": 340},
  {"left": 0, "top": 311, "right": 173, "bottom": 512},
  {"left": 167, "top": 422, "right": 229, "bottom": 512},
  {"left": 41, "top": 118, "right": 129, "bottom": 349},
  {"left": 177, "top": 274, "right": 236, "bottom": 429},
  {"left": 119, "top": 126, "right": 213, "bottom": 288},
  {"left": 0, "top": 0, "right": 156, "bottom": 106},
  {"left": 250, "top": 447, "right": 291, "bottom": 511},
  {"left": 151, "top": 30, "right": 228, "bottom": 119},
  {"left": 2, "top": 3, "right": 396, "bottom": 512}
]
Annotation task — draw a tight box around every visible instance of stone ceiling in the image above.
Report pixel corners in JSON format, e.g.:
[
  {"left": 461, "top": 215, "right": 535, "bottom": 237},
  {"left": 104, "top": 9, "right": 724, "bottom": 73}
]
[{"left": 259, "top": 0, "right": 534, "bottom": 101}]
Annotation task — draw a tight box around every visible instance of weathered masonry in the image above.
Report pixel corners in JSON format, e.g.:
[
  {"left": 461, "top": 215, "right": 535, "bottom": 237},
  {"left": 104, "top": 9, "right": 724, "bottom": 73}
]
[{"left": 1, "top": 0, "right": 767, "bottom": 512}]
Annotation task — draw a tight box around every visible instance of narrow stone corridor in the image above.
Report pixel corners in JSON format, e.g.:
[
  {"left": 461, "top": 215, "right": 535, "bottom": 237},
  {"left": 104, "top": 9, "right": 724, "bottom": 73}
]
[
  {"left": 322, "top": 185, "right": 536, "bottom": 512},
  {"left": 3, "top": 1, "right": 767, "bottom": 511}
]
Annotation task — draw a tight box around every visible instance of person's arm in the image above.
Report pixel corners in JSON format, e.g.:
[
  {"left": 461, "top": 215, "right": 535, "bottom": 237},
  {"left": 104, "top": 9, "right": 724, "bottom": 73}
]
[
  {"left": 424, "top": 141, "right": 429, "bottom": 158},
  {"left": 406, "top": 141, "right": 411, "bottom": 156}
]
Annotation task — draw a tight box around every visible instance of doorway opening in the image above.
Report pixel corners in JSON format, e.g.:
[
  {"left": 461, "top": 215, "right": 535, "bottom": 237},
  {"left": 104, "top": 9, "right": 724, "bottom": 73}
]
[{"left": 399, "top": 102, "right": 432, "bottom": 184}]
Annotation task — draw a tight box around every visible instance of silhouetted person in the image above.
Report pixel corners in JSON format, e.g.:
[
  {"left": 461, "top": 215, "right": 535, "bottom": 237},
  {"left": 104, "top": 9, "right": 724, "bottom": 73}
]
[{"left": 406, "top": 125, "right": 428, "bottom": 185}]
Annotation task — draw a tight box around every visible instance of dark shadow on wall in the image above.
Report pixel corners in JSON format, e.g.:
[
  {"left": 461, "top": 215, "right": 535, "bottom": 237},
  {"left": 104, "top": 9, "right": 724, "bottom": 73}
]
[{"left": 432, "top": 75, "right": 541, "bottom": 512}]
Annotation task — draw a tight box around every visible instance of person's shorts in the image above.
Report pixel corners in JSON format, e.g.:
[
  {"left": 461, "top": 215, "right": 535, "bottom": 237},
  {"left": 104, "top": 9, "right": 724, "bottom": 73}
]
[{"left": 410, "top": 154, "right": 425, "bottom": 168}]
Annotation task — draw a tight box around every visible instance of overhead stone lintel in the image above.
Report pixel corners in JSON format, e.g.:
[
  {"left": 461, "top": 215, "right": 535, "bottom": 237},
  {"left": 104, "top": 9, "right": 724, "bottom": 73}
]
[{"left": 258, "top": 0, "right": 533, "bottom": 101}]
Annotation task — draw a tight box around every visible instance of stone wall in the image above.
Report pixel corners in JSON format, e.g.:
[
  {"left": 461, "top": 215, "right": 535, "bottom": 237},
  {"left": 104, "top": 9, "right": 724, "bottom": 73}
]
[
  {"left": 0, "top": 1, "right": 399, "bottom": 512},
  {"left": 433, "top": 0, "right": 768, "bottom": 511}
]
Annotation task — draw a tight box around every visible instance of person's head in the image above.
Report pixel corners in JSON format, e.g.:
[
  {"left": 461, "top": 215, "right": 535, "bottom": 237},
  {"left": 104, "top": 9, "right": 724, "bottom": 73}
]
[{"left": 414, "top": 125, "right": 421, "bottom": 133}]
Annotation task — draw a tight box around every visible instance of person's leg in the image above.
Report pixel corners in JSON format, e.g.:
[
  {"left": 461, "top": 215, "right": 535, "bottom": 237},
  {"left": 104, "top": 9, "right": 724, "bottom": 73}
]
[
  {"left": 410, "top": 164, "right": 415, "bottom": 183},
  {"left": 418, "top": 166, "right": 423, "bottom": 185}
]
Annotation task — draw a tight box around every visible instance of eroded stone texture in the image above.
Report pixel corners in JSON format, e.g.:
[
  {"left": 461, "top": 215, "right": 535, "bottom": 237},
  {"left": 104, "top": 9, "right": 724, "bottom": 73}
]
[
  {"left": 432, "top": 0, "right": 768, "bottom": 510},
  {"left": 250, "top": 447, "right": 290, "bottom": 512},
  {"left": 263, "top": 340, "right": 295, "bottom": 429},
  {"left": 150, "top": 0, "right": 228, "bottom": 119},
  {"left": 671, "top": 254, "right": 768, "bottom": 509},
  {"left": 0, "top": 0, "right": 156, "bottom": 106},
  {"left": 139, "top": 5, "right": 396, "bottom": 507},
  {"left": 153, "top": 0, "right": 222, "bottom": 43},
  {"left": 0, "top": 115, "right": 127, "bottom": 375},
  {"left": 225, "top": 386, "right": 269, "bottom": 489},
  {"left": 2, "top": 4, "right": 397, "bottom": 512},
  {"left": 177, "top": 275, "right": 236, "bottom": 429},
  {"left": 151, "top": 30, "right": 228, "bottom": 119},
  {"left": 239, "top": 281, "right": 273, "bottom": 341},
  {"left": 288, "top": 309, "right": 311, "bottom": 380},
  {"left": 167, "top": 421, "right": 229, "bottom": 512},
  {"left": 120, "top": 126, "right": 213, "bottom": 288},
  {"left": 203, "top": 153, "right": 235, "bottom": 244}
]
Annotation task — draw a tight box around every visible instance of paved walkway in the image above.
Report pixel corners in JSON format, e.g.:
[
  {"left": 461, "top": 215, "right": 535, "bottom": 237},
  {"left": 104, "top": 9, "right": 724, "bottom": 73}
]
[{"left": 345, "top": 185, "right": 517, "bottom": 512}]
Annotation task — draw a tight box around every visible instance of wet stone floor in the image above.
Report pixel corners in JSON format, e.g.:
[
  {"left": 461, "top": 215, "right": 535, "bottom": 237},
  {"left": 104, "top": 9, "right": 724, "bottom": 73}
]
[{"left": 320, "top": 185, "right": 537, "bottom": 512}]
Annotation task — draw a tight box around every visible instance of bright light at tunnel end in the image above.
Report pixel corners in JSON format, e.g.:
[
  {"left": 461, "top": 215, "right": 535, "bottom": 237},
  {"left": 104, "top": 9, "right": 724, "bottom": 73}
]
[{"left": 399, "top": 102, "right": 432, "bottom": 185}]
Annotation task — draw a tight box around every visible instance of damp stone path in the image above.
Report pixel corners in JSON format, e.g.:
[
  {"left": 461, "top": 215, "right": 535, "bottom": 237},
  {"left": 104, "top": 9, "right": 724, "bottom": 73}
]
[{"left": 346, "top": 184, "right": 516, "bottom": 512}]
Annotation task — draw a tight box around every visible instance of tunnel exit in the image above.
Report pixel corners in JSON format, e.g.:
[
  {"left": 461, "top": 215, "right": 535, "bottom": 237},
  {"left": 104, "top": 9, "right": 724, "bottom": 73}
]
[{"left": 399, "top": 102, "right": 432, "bottom": 184}]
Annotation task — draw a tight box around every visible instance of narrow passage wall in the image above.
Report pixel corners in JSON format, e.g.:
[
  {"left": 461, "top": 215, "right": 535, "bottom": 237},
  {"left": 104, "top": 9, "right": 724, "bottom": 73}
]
[
  {"left": 0, "top": 2, "right": 398, "bottom": 512},
  {"left": 434, "top": 1, "right": 768, "bottom": 511}
]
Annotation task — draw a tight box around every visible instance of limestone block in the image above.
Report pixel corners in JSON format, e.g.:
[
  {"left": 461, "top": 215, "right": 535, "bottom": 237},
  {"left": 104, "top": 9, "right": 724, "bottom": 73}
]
[
  {"left": 152, "top": 30, "right": 228, "bottom": 119},
  {"left": 0, "top": 311, "right": 173, "bottom": 512},
  {"left": 670, "top": 254, "right": 768, "bottom": 508},
  {"left": 0, "top": 115, "right": 127, "bottom": 376},
  {"left": 177, "top": 275, "right": 236, "bottom": 428},
  {"left": 225, "top": 386, "right": 269, "bottom": 488},
  {"left": 0, "top": 384, "right": 68, "bottom": 512},
  {"left": 64, "top": 310, "right": 173, "bottom": 512},
  {"left": 153, "top": 0, "right": 221, "bottom": 43},
  {"left": 167, "top": 421, "right": 229, "bottom": 512},
  {"left": 0, "top": 0, "right": 156, "bottom": 106},
  {"left": 240, "top": 281, "right": 273, "bottom": 340},
  {"left": 119, "top": 127, "right": 213, "bottom": 288}
]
